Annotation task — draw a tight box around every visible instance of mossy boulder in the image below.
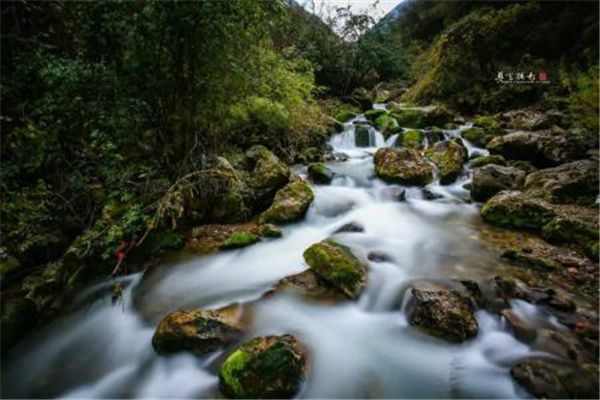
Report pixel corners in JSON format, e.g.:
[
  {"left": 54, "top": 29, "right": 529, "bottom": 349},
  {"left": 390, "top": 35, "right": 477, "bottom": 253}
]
[
  {"left": 354, "top": 125, "right": 371, "bottom": 147},
  {"left": 152, "top": 306, "right": 247, "bottom": 356},
  {"left": 303, "top": 239, "right": 367, "bottom": 299},
  {"left": 219, "top": 334, "right": 306, "bottom": 399},
  {"left": 397, "top": 129, "right": 423, "bottom": 149},
  {"left": 473, "top": 115, "right": 503, "bottom": 133},
  {"left": 258, "top": 223, "right": 282, "bottom": 238},
  {"left": 541, "top": 216, "right": 597, "bottom": 249},
  {"left": 511, "top": 358, "right": 599, "bottom": 399},
  {"left": 391, "top": 105, "right": 454, "bottom": 129},
  {"left": 185, "top": 223, "right": 262, "bottom": 254},
  {"left": 524, "top": 160, "right": 599, "bottom": 205},
  {"left": 364, "top": 108, "right": 388, "bottom": 122},
  {"left": 480, "top": 191, "right": 556, "bottom": 230},
  {"left": 374, "top": 113, "right": 397, "bottom": 134},
  {"left": 424, "top": 127, "right": 445, "bottom": 144},
  {"left": 221, "top": 232, "right": 260, "bottom": 249},
  {"left": 259, "top": 181, "right": 314, "bottom": 224},
  {"left": 406, "top": 282, "right": 478, "bottom": 342},
  {"left": 334, "top": 109, "right": 357, "bottom": 123},
  {"left": 471, "top": 165, "right": 525, "bottom": 201},
  {"left": 425, "top": 139, "right": 467, "bottom": 184},
  {"left": 462, "top": 127, "right": 491, "bottom": 147},
  {"left": 499, "top": 109, "right": 553, "bottom": 131},
  {"left": 308, "top": 162, "right": 333, "bottom": 184},
  {"left": 469, "top": 154, "right": 506, "bottom": 168},
  {"left": 245, "top": 145, "right": 291, "bottom": 209},
  {"left": 374, "top": 148, "right": 433, "bottom": 186}
]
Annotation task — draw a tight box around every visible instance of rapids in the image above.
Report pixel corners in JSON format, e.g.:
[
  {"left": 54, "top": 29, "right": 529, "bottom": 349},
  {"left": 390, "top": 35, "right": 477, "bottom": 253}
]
[{"left": 2, "top": 109, "right": 562, "bottom": 399}]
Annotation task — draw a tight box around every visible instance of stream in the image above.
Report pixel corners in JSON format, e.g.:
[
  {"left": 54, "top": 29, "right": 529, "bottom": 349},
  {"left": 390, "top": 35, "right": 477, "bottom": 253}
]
[{"left": 2, "top": 105, "right": 564, "bottom": 399}]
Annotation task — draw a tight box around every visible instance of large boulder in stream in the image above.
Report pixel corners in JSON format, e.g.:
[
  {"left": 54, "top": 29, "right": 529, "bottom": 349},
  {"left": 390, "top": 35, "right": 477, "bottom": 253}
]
[
  {"left": 219, "top": 334, "right": 306, "bottom": 399},
  {"left": 373, "top": 148, "right": 433, "bottom": 186},
  {"left": 245, "top": 145, "right": 291, "bottom": 209},
  {"left": 425, "top": 139, "right": 467, "bottom": 184},
  {"left": 511, "top": 358, "right": 599, "bottom": 399},
  {"left": 303, "top": 239, "right": 367, "bottom": 299},
  {"left": 259, "top": 181, "right": 314, "bottom": 224},
  {"left": 152, "top": 305, "right": 248, "bottom": 356},
  {"left": 471, "top": 165, "right": 526, "bottom": 201},
  {"left": 406, "top": 282, "right": 478, "bottom": 342},
  {"left": 481, "top": 191, "right": 556, "bottom": 230},
  {"left": 523, "top": 159, "right": 599, "bottom": 205}
]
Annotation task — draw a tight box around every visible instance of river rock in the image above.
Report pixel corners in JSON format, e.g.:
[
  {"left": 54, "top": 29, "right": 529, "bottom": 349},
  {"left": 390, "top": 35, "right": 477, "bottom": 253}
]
[
  {"left": 391, "top": 105, "right": 454, "bottom": 129},
  {"left": 511, "top": 358, "right": 599, "bottom": 399},
  {"left": 259, "top": 181, "right": 314, "bottom": 224},
  {"left": 541, "top": 216, "right": 597, "bottom": 252},
  {"left": 486, "top": 131, "right": 583, "bottom": 167},
  {"left": 396, "top": 129, "right": 423, "bottom": 149},
  {"left": 152, "top": 305, "right": 247, "bottom": 356},
  {"left": 374, "top": 148, "right": 433, "bottom": 186},
  {"left": 307, "top": 162, "right": 333, "bottom": 184},
  {"left": 333, "top": 222, "right": 364, "bottom": 234},
  {"left": 303, "top": 239, "right": 367, "bottom": 299},
  {"left": 501, "top": 309, "right": 537, "bottom": 343},
  {"left": 463, "top": 127, "right": 492, "bottom": 147},
  {"left": 469, "top": 154, "right": 506, "bottom": 168},
  {"left": 219, "top": 334, "right": 306, "bottom": 399},
  {"left": 425, "top": 139, "right": 467, "bottom": 184},
  {"left": 245, "top": 145, "right": 291, "bottom": 209},
  {"left": 273, "top": 269, "right": 347, "bottom": 302},
  {"left": 185, "top": 223, "right": 262, "bottom": 254},
  {"left": 499, "top": 109, "right": 553, "bottom": 131},
  {"left": 524, "top": 159, "right": 599, "bottom": 205},
  {"left": 471, "top": 165, "right": 525, "bottom": 201},
  {"left": 406, "top": 282, "right": 478, "bottom": 342},
  {"left": 480, "top": 191, "right": 556, "bottom": 230}
]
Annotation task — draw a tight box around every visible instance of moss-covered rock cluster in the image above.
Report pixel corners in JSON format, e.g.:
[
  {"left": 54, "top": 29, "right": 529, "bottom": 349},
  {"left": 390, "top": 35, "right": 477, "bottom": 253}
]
[{"left": 425, "top": 139, "right": 467, "bottom": 184}]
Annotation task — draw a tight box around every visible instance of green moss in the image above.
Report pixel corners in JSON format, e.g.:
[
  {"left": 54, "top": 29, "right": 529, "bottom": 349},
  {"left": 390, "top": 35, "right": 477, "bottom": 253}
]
[
  {"left": 364, "top": 109, "right": 387, "bottom": 121},
  {"left": 335, "top": 109, "right": 356, "bottom": 123},
  {"left": 480, "top": 192, "right": 555, "bottom": 230},
  {"left": 308, "top": 162, "right": 333, "bottom": 184},
  {"left": 391, "top": 109, "right": 428, "bottom": 128},
  {"left": 426, "top": 140, "right": 465, "bottom": 184},
  {"left": 473, "top": 115, "right": 502, "bottom": 132},
  {"left": 259, "top": 223, "right": 282, "bottom": 238},
  {"left": 462, "top": 127, "right": 490, "bottom": 146},
  {"left": 259, "top": 181, "right": 314, "bottom": 224},
  {"left": 587, "top": 242, "right": 599, "bottom": 260},
  {"left": 469, "top": 154, "right": 506, "bottom": 168},
  {"left": 221, "top": 232, "right": 260, "bottom": 249},
  {"left": 541, "top": 217, "right": 596, "bottom": 248},
  {"left": 303, "top": 239, "right": 366, "bottom": 298},
  {"left": 220, "top": 348, "right": 253, "bottom": 398},
  {"left": 401, "top": 129, "right": 423, "bottom": 149}
]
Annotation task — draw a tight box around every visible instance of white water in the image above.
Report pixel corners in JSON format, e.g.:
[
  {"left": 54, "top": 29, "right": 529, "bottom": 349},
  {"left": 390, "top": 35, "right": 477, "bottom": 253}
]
[{"left": 2, "top": 111, "right": 560, "bottom": 399}]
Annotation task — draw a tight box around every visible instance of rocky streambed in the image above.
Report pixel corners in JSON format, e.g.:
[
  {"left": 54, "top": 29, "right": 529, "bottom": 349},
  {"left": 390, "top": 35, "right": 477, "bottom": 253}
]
[{"left": 2, "top": 104, "right": 598, "bottom": 399}]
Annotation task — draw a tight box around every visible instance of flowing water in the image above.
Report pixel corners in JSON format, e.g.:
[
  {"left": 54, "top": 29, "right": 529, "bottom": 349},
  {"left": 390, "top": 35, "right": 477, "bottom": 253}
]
[{"left": 2, "top": 109, "right": 562, "bottom": 399}]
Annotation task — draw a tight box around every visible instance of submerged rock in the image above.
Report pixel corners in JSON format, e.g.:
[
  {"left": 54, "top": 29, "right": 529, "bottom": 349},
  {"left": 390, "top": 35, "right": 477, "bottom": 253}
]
[
  {"left": 259, "top": 181, "right": 314, "bottom": 224},
  {"left": 471, "top": 165, "right": 525, "bottom": 202},
  {"left": 219, "top": 334, "right": 306, "bottom": 399},
  {"left": 152, "top": 305, "right": 247, "bottom": 356},
  {"left": 425, "top": 139, "right": 467, "bottom": 184},
  {"left": 374, "top": 148, "right": 433, "bottom": 186},
  {"left": 273, "top": 269, "right": 347, "bottom": 302},
  {"left": 333, "top": 222, "right": 364, "bottom": 234},
  {"left": 501, "top": 309, "right": 537, "bottom": 343},
  {"left": 355, "top": 125, "right": 371, "bottom": 147},
  {"left": 501, "top": 249, "right": 557, "bottom": 272},
  {"left": 511, "top": 358, "right": 599, "bottom": 399},
  {"left": 406, "top": 282, "right": 478, "bottom": 342},
  {"left": 480, "top": 191, "right": 556, "bottom": 230},
  {"left": 307, "top": 162, "right": 333, "bottom": 184},
  {"left": 524, "top": 159, "right": 599, "bottom": 205},
  {"left": 303, "top": 239, "right": 367, "bottom": 299}
]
